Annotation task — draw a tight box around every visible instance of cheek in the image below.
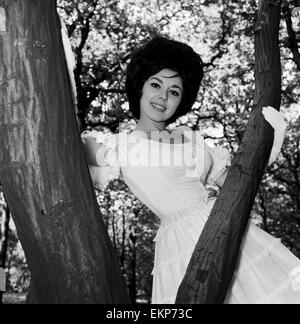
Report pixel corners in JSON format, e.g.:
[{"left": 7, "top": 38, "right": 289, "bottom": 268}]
[
  {"left": 172, "top": 97, "right": 182, "bottom": 110},
  {"left": 140, "top": 84, "right": 155, "bottom": 106},
  {"left": 140, "top": 85, "right": 150, "bottom": 102},
  {"left": 140, "top": 91, "right": 145, "bottom": 104},
  {"left": 140, "top": 91, "right": 149, "bottom": 111}
]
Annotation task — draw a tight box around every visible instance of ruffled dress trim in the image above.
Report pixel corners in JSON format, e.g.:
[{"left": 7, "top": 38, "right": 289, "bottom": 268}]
[
  {"left": 151, "top": 202, "right": 211, "bottom": 304},
  {"left": 224, "top": 224, "right": 300, "bottom": 304},
  {"left": 151, "top": 201, "right": 300, "bottom": 304}
]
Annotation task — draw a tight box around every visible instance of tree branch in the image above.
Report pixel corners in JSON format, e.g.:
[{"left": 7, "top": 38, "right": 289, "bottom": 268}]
[
  {"left": 282, "top": 2, "right": 300, "bottom": 70},
  {"left": 281, "top": 88, "right": 299, "bottom": 103},
  {"left": 203, "top": 4, "right": 229, "bottom": 68}
]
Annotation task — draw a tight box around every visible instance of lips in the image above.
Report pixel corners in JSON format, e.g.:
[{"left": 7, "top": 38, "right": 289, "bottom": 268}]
[{"left": 151, "top": 103, "right": 166, "bottom": 112}]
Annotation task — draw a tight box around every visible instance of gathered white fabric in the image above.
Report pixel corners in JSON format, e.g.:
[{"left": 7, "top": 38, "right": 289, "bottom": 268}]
[
  {"left": 81, "top": 130, "right": 120, "bottom": 190},
  {"left": 81, "top": 126, "right": 300, "bottom": 304}
]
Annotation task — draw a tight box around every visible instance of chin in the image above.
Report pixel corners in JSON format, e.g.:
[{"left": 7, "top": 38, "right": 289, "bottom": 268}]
[
  {"left": 144, "top": 111, "right": 163, "bottom": 121},
  {"left": 152, "top": 110, "right": 174, "bottom": 121},
  {"left": 150, "top": 115, "right": 170, "bottom": 123}
]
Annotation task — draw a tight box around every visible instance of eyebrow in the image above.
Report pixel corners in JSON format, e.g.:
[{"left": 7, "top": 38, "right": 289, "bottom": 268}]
[{"left": 150, "top": 77, "right": 183, "bottom": 92}]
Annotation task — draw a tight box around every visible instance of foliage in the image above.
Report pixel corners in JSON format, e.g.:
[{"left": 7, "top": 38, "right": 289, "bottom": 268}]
[
  {"left": 97, "top": 179, "right": 159, "bottom": 303},
  {"left": 0, "top": 193, "right": 30, "bottom": 297}
]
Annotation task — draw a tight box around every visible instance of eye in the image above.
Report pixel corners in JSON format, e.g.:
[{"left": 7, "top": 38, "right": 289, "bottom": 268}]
[
  {"left": 170, "top": 90, "right": 180, "bottom": 97},
  {"left": 150, "top": 82, "right": 160, "bottom": 89}
]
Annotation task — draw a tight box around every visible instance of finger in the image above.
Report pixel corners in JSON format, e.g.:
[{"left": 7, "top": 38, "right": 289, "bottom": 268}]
[{"left": 262, "top": 106, "right": 276, "bottom": 113}]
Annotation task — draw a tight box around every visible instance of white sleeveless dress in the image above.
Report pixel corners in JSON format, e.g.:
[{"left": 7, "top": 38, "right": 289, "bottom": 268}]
[{"left": 81, "top": 127, "right": 300, "bottom": 304}]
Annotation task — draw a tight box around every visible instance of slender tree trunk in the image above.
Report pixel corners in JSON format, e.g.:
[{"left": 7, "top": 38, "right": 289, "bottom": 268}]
[
  {"left": 128, "top": 230, "right": 137, "bottom": 304},
  {"left": 0, "top": 206, "right": 10, "bottom": 304},
  {"left": 120, "top": 212, "right": 126, "bottom": 268},
  {"left": 0, "top": 0, "right": 129, "bottom": 304},
  {"left": 258, "top": 190, "right": 269, "bottom": 231},
  {"left": 283, "top": 1, "right": 300, "bottom": 70},
  {"left": 176, "top": 0, "right": 282, "bottom": 304}
]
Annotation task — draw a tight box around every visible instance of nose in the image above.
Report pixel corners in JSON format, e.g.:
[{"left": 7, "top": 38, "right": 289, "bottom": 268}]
[{"left": 159, "top": 89, "right": 168, "bottom": 101}]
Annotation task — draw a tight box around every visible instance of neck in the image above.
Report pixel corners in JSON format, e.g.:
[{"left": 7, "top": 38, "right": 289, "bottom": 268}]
[{"left": 134, "top": 118, "right": 167, "bottom": 134}]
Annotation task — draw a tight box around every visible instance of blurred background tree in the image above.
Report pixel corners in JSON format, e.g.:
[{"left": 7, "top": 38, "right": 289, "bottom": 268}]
[{"left": 1, "top": 0, "right": 299, "bottom": 303}]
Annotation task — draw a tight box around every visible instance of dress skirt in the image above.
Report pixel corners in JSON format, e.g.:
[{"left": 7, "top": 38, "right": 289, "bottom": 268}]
[{"left": 151, "top": 200, "right": 300, "bottom": 304}]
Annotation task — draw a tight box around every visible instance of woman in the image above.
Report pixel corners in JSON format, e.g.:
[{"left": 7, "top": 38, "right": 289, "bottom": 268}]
[{"left": 81, "top": 37, "right": 300, "bottom": 304}]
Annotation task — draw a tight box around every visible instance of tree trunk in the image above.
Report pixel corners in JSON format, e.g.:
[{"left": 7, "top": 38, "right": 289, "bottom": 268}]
[
  {"left": 283, "top": 1, "right": 300, "bottom": 70},
  {"left": 258, "top": 190, "right": 269, "bottom": 231},
  {"left": 0, "top": 0, "right": 129, "bottom": 304},
  {"left": 128, "top": 230, "right": 137, "bottom": 304},
  {"left": 176, "top": 0, "right": 281, "bottom": 304},
  {"left": 0, "top": 206, "right": 10, "bottom": 304}
]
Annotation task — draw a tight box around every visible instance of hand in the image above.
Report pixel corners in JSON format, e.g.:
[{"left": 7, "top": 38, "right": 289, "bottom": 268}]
[
  {"left": 262, "top": 106, "right": 287, "bottom": 166},
  {"left": 262, "top": 106, "right": 287, "bottom": 132}
]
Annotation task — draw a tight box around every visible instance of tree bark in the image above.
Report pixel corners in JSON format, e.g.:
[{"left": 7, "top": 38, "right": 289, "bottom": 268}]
[
  {"left": 0, "top": 0, "right": 129, "bottom": 304},
  {"left": 176, "top": 0, "right": 281, "bottom": 304}
]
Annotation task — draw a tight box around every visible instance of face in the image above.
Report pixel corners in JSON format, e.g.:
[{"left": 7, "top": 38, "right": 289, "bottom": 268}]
[{"left": 139, "top": 69, "right": 183, "bottom": 124}]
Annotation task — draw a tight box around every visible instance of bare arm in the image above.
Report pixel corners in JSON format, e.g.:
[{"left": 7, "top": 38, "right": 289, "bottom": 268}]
[
  {"left": 208, "top": 107, "right": 286, "bottom": 189},
  {"left": 214, "top": 168, "right": 229, "bottom": 188},
  {"left": 204, "top": 143, "right": 231, "bottom": 189}
]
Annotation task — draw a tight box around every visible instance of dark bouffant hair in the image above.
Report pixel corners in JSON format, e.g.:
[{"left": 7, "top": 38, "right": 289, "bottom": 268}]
[{"left": 125, "top": 37, "right": 203, "bottom": 125}]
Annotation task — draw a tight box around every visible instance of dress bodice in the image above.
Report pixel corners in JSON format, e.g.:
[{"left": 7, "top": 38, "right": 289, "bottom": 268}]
[
  {"left": 81, "top": 126, "right": 231, "bottom": 221},
  {"left": 120, "top": 131, "right": 209, "bottom": 220}
]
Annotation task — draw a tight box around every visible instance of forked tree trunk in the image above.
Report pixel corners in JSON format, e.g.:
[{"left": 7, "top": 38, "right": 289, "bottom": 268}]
[
  {"left": 176, "top": 0, "right": 282, "bottom": 304},
  {"left": 0, "top": 0, "right": 129, "bottom": 304}
]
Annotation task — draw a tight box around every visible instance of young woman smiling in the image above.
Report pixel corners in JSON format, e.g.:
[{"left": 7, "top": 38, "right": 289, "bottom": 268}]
[{"left": 81, "top": 37, "right": 300, "bottom": 304}]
